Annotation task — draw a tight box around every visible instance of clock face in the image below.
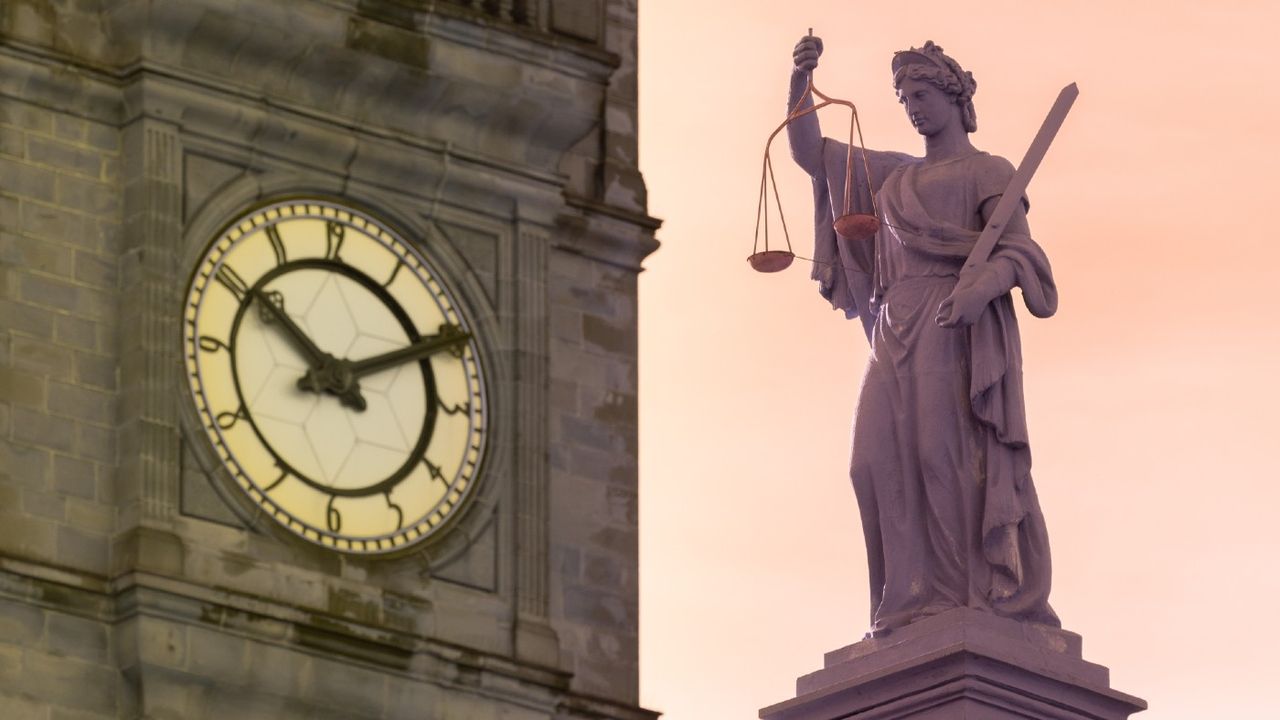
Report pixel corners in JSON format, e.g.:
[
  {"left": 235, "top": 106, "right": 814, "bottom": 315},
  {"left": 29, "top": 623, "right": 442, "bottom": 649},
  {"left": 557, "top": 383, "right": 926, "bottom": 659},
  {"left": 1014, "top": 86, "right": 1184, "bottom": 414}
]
[{"left": 183, "top": 200, "right": 487, "bottom": 554}]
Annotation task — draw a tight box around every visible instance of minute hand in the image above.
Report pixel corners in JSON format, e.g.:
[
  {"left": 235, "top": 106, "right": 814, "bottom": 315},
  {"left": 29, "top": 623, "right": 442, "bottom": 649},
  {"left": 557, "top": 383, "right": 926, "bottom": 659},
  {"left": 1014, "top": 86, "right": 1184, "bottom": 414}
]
[{"left": 347, "top": 325, "right": 471, "bottom": 379}]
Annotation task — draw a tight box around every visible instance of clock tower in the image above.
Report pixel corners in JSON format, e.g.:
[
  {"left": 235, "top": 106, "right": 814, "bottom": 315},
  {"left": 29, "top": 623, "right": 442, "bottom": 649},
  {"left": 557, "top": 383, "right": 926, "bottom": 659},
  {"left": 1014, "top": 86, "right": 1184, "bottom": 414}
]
[{"left": 0, "top": 2, "right": 658, "bottom": 718}]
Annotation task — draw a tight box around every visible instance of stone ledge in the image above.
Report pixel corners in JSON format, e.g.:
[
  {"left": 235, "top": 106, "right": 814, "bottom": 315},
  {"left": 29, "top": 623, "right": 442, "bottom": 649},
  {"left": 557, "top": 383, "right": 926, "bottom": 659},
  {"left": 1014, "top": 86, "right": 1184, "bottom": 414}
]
[
  {"left": 761, "top": 609, "right": 1146, "bottom": 720},
  {"left": 0, "top": 559, "right": 600, "bottom": 706},
  {"left": 804, "top": 608, "right": 1098, "bottom": 693}
]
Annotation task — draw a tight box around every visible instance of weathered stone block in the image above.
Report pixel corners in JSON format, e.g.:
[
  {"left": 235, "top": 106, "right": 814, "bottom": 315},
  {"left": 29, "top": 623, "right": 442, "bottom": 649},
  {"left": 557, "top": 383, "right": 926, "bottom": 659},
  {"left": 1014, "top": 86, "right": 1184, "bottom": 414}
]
[
  {"left": 57, "top": 525, "right": 109, "bottom": 572},
  {"left": 1, "top": 233, "right": 74, "bottom": 278},
  {"left": 582, "top": 552, "right": 624, "bottom": 587},
  {"left": 562, "top": 585, "right": 631, "bottom": 634},
  {"left": 56, "top": 175, "right": 118, "bottom": 217},
  {"left": 0, "top": 596, "right": 46, "bottom": 646},
  {"left": 11, "top": 407, "right": 75, "bottom": 453},
  {"left": 73, "top": 352, "right": 115, "bottom": 390},
  {"left": 46, "top": 611, "right": 109, "bottom": 664},
  {"left": 51, "top": 707, "right": 118, "bottom": 720},
  {"left": 0, "top": 692, "right": 47, "bottom": 720},
  {"left": 19, "top": 649, "right": 118, "bottom": 712},
  {"left": 0, "top": 157, "right": 56, "bottom": 202},
  {"left": 74, "top": 423, "right": 114, "bottom": 463},
  {"left": 135, "top": 618, "right": 187, "bottom": 670},
  {"left": 244, "top": 642, "right": 304, "bottom": 698},
  {"left": 0, "top": 99, "right": 53, "bottom": 133},
  {"left": 48, "top": 382, "right": 113, "bottom": 426},
  {"left": 18, "top": 271, "right": 79, "bottom": 313},
  {"left": 303, "top": 654, "right": 388, "bottom": 714},
  {"left": 11, "top": 336, "right": 73, "bottom": 380},
  {"left": 64, "top": 497, "right": 114, "bottom": 534},
  {"left": 385, "top": 676, "right": 439, "bottom": 718},
  {"left": 27, "top": 136, "right": 102, "bottom": 178},
  {"left": 84, "top": 122, "right": 118, "bottom": 152},
  {"left": 550, "top": 0, "right": 601, "bottom": 42},
  {"left": 53, "top": 115, "right": 86, "bottom": 143},
  {"left": 184, "top": 624, "right": 249, "bottom": 685},
  {"left": 0, "top": 194, "right": 19, "bottom": 228},
  {"left": 54, "top": 314, "right": 97, "bottom": 351},
  {"left": 20, "top": 202, "right": 87, "bottom": 244},
  {"left": 0, "top": 127, "right": 23, "bottom": 158},
  {"left": 0, "top": 365, "right": 48, "bottom": 408},
  {"left": 20, "top": 487, "right": 65, "bottom": 521},
  {"left": 0, "top": 441, "right": 50, "bottom": 489}
]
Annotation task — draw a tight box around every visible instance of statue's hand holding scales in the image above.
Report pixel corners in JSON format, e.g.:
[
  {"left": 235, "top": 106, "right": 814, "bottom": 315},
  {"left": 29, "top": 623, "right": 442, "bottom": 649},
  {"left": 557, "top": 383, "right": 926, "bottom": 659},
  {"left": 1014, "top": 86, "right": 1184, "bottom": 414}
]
[{"left": 792, "top": 33, "right": 822, "bottom": 73}]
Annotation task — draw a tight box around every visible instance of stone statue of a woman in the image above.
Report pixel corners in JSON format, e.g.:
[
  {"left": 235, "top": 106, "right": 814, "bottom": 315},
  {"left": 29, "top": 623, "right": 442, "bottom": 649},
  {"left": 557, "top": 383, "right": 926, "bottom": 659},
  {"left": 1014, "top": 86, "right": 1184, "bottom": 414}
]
[{"left": 788, "top": 37, "right": 1060, "bottom": 635}]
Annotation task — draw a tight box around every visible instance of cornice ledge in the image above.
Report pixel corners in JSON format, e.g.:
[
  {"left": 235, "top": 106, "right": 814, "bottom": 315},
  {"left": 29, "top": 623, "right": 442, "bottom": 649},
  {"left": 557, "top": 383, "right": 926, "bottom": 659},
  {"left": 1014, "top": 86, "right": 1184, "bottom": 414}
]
[
  {"left": 554, "top": 193, "right": 662, "bottom": 272},
  {"left": 557, "top": 691, "right": 663, "bottom": 720}
]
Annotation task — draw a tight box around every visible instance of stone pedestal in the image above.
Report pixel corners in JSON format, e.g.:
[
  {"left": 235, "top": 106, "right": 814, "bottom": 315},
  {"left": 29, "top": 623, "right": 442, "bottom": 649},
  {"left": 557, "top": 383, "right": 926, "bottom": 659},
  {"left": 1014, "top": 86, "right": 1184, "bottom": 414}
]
[{"left": 760, "top": 609, "right": 1146, "bottom": 720}]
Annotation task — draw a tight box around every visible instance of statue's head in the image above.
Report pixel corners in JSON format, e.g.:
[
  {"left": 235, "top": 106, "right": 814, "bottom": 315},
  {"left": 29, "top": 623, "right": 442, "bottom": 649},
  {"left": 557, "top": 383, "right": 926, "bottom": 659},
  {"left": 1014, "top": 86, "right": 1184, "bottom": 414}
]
[{"left": 892, "top": 41, "right": 977, "bottom": 133}]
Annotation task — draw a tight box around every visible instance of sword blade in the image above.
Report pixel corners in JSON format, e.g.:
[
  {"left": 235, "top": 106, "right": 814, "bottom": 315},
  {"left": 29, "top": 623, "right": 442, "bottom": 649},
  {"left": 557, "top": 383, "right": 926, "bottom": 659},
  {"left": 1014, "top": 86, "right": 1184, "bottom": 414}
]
[{"left": 964, "top": 82, "right": 1079, "bottom": 270}]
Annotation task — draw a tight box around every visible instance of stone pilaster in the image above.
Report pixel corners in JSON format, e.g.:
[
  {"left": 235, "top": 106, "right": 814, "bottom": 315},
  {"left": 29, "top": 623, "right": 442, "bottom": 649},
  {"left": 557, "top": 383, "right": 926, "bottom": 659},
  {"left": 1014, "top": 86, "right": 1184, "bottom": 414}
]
[
  {"left": 115, "top": 115, "right": 183, "bottom": 563},
  {"left": 513, "top": 222, "right": 557, "bottom": 665}
]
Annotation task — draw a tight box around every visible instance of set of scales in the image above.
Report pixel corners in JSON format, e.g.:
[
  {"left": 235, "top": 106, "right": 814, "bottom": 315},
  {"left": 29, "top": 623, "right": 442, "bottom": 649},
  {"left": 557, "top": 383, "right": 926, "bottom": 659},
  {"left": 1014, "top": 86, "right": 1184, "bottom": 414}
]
[{"left": 748, "top": 33, "right": 1079, "bottom": 276}]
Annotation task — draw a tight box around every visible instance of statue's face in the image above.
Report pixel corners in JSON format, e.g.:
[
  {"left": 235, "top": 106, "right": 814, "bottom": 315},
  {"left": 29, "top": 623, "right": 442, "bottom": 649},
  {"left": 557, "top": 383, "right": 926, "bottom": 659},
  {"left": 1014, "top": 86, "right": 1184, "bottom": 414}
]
[{"left": 897, "top": 77, "right": 960, "bottom": 137}]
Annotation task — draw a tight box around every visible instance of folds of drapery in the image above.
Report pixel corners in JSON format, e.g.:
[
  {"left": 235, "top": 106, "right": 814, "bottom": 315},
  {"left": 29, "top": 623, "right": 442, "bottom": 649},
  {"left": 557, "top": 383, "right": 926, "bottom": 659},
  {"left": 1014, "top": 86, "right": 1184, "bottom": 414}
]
[{"left": 809, "top": 148, "right": 1060, "bottom": 623}]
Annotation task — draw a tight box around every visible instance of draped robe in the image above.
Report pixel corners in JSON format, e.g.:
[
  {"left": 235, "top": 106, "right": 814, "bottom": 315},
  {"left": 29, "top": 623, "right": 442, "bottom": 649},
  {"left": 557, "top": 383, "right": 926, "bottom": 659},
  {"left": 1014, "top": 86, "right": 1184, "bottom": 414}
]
[{"left": 811, "top": 144, "right": 1060, "bottom": 633}]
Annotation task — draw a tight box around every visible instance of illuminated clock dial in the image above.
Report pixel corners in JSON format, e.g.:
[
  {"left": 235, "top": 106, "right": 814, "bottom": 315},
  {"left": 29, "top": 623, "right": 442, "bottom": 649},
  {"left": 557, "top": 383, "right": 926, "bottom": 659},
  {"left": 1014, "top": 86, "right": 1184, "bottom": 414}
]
[{"left": 183, "top": 199, "right": 487, "bottom": 554}]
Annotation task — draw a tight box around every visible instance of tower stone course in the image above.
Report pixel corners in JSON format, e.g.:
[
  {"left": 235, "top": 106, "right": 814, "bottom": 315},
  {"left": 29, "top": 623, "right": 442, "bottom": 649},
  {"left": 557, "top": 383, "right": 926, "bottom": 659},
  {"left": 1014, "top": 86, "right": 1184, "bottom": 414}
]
[{"left": 0, "top": 2, "right": 658, "bottom": 718}]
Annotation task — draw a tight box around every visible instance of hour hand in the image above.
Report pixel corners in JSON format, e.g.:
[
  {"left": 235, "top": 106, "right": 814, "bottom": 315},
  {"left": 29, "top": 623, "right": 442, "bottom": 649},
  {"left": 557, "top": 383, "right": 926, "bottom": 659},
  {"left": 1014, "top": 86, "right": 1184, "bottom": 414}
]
[{"left": 251, "top": 287, "right": 326, "bottom": 367}]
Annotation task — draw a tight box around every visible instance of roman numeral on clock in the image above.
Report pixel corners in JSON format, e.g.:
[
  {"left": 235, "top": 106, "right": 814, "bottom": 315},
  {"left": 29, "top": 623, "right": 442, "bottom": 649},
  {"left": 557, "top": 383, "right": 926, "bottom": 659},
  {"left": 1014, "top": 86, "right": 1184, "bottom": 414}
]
[
  {"left": 265, "top": 224, "right": 287, "bottom": 265},
  {"left": 325, "top": 221, "right": 345, "bottom": 260},
  {"left": 214, "top": 264, "right": 249, "bottom": 302},
  {"left": 423, "top": 458, "right": 448, "bottom": 485}
]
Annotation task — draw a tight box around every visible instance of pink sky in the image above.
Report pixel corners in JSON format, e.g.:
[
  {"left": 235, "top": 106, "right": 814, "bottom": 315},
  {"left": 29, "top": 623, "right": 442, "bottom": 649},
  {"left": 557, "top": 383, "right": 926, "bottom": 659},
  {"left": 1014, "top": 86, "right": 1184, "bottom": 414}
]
[{"left": 636, "top": 1, "right": 1280, "bottom": 718}]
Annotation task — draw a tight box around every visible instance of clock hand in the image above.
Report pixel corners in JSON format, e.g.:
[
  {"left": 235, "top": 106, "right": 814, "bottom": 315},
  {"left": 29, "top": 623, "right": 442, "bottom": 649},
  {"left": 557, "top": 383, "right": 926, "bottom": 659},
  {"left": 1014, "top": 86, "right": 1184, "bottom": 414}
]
[
  {"left": 295, "top": 324, "right": 470, "bottom": 413},
  {"left": 251, "top": 287, "right": 327, "bottom": 367},
  {"left": 347, "top": 324, "right": 471, "bottom": 379},
  {"left": 249, "top": 287, "right": 368, "bottom": 409}
]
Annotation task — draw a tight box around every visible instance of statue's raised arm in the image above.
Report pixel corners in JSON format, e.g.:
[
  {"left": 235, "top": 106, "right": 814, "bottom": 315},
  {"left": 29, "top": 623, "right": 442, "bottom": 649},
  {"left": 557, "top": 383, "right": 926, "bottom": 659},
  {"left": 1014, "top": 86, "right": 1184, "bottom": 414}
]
[{"left": 786, "top": 34, "right": 824, "bottom": 174}]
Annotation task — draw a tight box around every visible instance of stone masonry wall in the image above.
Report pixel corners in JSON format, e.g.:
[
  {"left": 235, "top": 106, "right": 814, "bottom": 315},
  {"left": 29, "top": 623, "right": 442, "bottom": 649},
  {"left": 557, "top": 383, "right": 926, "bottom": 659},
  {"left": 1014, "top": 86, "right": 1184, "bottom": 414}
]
[
  {"left": 0, "top": 95, "right": 123, "bottom": 717},
  {"left": 0, "top": 97, "right": 120, "bottom": 579},
  {"left": 548, "top": 250, "right": 642, "bottom": 701}
]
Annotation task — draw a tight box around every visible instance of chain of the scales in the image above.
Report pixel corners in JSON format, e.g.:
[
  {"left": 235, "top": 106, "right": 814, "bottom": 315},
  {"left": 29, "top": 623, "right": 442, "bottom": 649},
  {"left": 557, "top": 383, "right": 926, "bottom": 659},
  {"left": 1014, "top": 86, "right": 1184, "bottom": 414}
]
[{"left": 750, "top": 72, "right": 880, "bottom": 273}]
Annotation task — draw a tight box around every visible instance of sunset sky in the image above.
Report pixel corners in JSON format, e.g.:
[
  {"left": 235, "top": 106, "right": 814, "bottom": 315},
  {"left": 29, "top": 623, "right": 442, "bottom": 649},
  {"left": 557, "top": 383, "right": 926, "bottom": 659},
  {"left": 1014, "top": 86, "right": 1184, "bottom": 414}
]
[{"left": 635, "top": 2, "right": 1280, "bottom": 718}]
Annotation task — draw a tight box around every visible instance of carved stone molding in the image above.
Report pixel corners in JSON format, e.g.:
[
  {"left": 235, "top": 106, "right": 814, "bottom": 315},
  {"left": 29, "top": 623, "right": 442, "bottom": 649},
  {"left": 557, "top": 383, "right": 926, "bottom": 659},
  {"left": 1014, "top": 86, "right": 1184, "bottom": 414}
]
[
  {"left": 117, "top": 116, "right": 183, "bottom": 528},
  {"left": 512, "top": 221, "right": 557, "bottom": 665}
]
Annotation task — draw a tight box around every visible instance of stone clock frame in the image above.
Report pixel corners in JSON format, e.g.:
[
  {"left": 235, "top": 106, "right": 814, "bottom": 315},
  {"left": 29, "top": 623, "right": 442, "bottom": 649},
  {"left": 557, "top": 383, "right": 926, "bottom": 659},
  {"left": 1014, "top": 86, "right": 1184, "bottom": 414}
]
[{"left": 116, "top": 106, "right": 575, "bottom": 695}]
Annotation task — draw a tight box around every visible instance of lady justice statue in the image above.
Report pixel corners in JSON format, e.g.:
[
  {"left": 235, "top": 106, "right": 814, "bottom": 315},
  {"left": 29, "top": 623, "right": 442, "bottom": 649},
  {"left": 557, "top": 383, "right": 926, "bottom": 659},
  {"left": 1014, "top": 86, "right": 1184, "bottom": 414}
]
[{"left": 788, "top": 36, "right": 1061, "bottom": 635}]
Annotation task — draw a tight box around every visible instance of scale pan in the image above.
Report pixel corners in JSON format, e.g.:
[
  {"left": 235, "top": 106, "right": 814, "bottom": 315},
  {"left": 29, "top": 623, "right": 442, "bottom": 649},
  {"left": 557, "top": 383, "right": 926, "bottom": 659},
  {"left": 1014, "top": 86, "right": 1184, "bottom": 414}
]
[
  {"left": 833, "top": 213, "right": 879, "bottom": 242},
  {"left": 747, "top": 250, "right": 795, "bottom": 273}
]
